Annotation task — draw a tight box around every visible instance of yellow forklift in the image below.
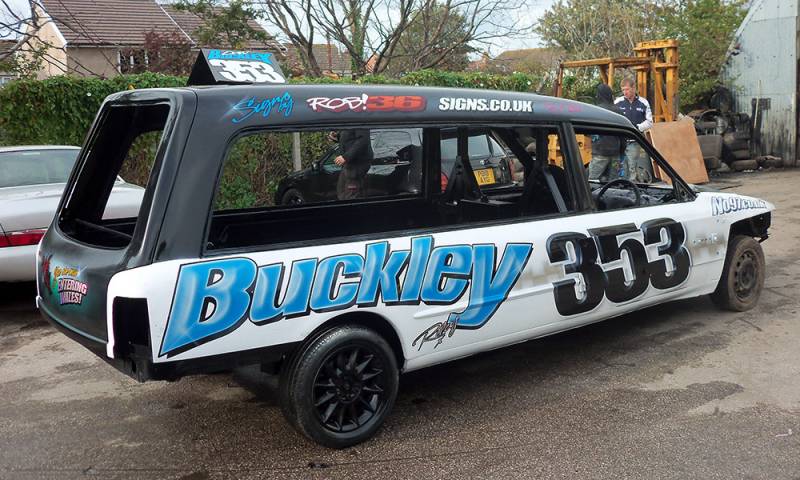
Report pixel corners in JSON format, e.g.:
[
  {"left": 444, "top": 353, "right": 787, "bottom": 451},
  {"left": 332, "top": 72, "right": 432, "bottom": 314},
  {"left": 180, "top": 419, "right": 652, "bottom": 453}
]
[{"left": 549, "top": 40, "right": 680, "bottom": 165}]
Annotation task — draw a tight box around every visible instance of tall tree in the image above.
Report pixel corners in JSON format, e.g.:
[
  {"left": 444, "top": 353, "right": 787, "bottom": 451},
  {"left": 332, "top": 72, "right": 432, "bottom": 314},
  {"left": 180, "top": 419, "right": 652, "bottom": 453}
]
[
  {"left": 535, "top": 0, "right": 676, "bottom": 59},
  {"left": 535, "top": 0, "right": 747, "bottom": 110},
  {"left": 383, "top": 2, "right": 476, "bottom": 75},
  {"left": 174, "top": 0, "right": 271, "bottom": 49},
  {"left": 663, "top": 0, "right": 747, "bottom": 108}
]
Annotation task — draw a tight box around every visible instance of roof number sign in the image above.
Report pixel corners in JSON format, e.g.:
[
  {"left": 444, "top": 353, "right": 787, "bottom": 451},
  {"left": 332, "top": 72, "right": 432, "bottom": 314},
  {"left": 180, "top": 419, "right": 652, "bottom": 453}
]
[{"left": 188, "top": 49, "right": 287, "bottom": 86}]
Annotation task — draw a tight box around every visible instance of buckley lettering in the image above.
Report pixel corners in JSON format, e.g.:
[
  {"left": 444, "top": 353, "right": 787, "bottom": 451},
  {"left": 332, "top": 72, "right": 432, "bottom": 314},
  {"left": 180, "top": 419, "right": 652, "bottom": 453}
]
[{"left": 160, "top": 237, "right": 533, "bottom": 357}]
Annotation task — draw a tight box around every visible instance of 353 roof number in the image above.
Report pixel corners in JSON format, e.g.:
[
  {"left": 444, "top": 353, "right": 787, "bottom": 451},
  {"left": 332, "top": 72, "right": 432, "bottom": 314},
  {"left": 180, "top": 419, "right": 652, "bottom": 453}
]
[{"left": 209, "top": 59, "right": 285, "bottom": 84}]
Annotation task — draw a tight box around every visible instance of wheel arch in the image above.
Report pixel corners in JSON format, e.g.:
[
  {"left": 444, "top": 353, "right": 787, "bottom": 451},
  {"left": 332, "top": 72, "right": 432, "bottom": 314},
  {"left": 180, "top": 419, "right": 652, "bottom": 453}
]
[
  {"left": 304, "top": 311, "right": 406, "bottom": 370},
  {"left": 729, "top": 212, "right": 771, "bottom": 240}
]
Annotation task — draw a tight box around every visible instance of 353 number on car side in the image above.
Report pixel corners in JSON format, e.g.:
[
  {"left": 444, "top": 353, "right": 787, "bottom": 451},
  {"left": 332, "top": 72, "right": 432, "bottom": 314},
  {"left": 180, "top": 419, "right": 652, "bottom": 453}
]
[{"left": 546, "top": 218, "right": 690, "bottom": 316}]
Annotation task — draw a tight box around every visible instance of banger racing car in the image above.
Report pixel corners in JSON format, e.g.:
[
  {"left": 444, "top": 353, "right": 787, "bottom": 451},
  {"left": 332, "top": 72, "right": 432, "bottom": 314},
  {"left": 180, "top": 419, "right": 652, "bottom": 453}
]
[{"left": 37, "top": 71, "right": 772, "bottom": 448}]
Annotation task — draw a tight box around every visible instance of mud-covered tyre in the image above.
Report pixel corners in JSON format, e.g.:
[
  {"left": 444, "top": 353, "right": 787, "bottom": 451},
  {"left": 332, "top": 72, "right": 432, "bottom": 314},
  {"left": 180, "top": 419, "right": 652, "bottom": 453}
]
[
  {"left": 710, "top": 235, "right": 765, "bottom": 311},
  {"left": 279, "top": 325, "right": 399, "bottom": 448}
]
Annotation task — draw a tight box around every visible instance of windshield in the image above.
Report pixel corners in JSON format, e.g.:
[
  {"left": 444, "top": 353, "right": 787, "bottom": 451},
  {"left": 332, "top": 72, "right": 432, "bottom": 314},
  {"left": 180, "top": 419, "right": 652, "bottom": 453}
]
[{"left": 0, "top": 149, "right": 79, "bottom": 188}]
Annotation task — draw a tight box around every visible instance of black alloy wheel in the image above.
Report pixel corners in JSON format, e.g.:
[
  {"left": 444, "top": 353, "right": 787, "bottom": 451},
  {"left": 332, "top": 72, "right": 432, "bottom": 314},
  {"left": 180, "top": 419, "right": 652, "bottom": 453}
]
[
  {"left": 279, "top": 325, "right": 399, "bottom": 448},
  {"left": 313, "top": 345, "right": 387, "bottom": 433}
]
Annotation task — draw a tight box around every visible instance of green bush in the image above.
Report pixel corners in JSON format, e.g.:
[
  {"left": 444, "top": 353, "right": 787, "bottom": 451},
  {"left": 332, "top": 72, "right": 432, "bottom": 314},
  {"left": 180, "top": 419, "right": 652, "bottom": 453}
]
[{"left": 0, "top": 73, "right": 185, "bottom": 146}]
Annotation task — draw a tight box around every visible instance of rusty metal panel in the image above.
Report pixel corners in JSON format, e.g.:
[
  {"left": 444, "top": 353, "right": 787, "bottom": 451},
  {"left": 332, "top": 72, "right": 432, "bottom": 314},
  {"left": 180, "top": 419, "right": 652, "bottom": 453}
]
[{"left": 722, "top": 0, "right": 798, "bottom": 166}]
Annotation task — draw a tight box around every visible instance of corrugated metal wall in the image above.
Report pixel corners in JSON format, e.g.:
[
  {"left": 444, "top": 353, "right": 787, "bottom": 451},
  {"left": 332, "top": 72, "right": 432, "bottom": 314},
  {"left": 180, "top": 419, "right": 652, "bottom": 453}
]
[{"left": 722, "top": 0, "right": 798, "bottom": 167}]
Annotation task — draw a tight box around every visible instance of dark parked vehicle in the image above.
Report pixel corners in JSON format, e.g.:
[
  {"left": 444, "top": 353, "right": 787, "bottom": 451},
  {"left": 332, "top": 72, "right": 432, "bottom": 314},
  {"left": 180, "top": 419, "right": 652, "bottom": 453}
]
[{"left": 276, "top": 128, "right": 516, "bottom": 205}]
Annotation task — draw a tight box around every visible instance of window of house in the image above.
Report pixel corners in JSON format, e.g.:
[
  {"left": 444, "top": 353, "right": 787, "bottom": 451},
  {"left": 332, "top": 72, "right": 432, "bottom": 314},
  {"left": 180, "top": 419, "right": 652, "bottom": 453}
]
[{"left": 118, "top": 49, "right": 148, "bottom": 74}]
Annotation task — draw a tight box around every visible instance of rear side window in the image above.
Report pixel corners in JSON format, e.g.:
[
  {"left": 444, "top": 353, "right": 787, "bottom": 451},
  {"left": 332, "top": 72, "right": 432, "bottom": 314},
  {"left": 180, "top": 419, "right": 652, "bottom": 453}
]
[
  {"left": 207, "top": 127, "right": 425, "bottom": 251},
  {"left": 58, "top": 103, "right": 170, "bottom": 248},
  {"left": 0, "top": 149, "right": 78, "bottom": 188},
  {"left": 213, "top": 127, "right": 423, "bottom": 211}
]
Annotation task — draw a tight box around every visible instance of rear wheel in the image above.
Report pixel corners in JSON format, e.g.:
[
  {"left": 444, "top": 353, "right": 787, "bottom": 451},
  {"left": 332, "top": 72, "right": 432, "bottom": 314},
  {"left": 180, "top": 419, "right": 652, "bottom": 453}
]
[
  {"left": 279, "top": 325, "right": 399, "bottom": 448},
  {"left": 710, "top": 235, "right": 765, "bottom": 311},
  {"left": 281, "top": 188, "right": 306, "bottom": 205}
]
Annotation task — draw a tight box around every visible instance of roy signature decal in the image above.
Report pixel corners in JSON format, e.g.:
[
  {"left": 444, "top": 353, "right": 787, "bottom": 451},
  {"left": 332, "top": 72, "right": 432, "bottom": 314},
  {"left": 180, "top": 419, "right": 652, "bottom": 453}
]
[
  {"left": 546, "top": 218, "right": 691, "bottom": 316},
  {"left": 230, "top": 93, "right": 293, "bottom": 123},
  {"left": 159, "top": 236, "right": 532, "bottom": 357}
]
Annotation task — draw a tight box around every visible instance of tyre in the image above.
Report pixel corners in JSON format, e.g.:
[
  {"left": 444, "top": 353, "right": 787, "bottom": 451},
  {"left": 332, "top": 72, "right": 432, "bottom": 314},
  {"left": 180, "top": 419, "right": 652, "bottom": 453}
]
[
  {"left": 731, "top": 159, "right": 758, "bottom": 171},
  {"left": 731, "top": 148, "right": 751, "bottom": 161},
  {"left": 281, "top": 188, "right": 306, "bottom": 205},
  {"left": 279, "top": 325, "right": 399, "bottom": 448},
  {"left": 710, "top": 235, "right": 765, "bottom": 311}
]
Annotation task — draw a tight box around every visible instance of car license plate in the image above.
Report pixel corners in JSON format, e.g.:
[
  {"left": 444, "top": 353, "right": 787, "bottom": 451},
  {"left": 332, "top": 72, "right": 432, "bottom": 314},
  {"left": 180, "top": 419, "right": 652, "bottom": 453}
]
[{"left": 474, "top": 168, "right": 496, "bottom": 186}]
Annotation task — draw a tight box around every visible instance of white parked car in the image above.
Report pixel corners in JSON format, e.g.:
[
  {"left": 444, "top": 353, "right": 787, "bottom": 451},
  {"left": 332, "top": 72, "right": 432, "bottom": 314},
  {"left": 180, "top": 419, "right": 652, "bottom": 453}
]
[{"left": 0, "top": 146, "right": 144, "bottom": 282}]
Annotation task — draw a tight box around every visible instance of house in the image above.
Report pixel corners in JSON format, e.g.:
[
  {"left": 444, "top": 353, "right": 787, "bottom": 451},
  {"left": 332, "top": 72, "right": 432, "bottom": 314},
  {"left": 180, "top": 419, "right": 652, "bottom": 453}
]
[
  {"left": 0, "top": 39, "right": 17, "bottom": 86},
  {"left": 283, "top": 43, "right": 352, "bottom": 77},
  {"left": 470, "top": 48, "right": 564, "bottom": 75},
  {"left": 722, "top": 0, "right": 798, "bottom": 167},
  {"left": 21, "top": 0, "right": 284, "bottom": 79}
]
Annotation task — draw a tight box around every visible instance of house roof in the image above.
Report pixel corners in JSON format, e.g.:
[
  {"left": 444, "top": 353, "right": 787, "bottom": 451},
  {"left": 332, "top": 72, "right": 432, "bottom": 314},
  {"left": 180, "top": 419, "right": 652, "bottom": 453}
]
[
  {"left": 39, "top": 0, "right": 187, "bottom": 46},
  {"left": 284, "top": 43, "right": 351, "bottom": 74},
  {"left": 161, "top": 6, "right": 283, "bottom": 52},
  {"left": 38, "top": 0, "right": 281, "bottom": 50}
]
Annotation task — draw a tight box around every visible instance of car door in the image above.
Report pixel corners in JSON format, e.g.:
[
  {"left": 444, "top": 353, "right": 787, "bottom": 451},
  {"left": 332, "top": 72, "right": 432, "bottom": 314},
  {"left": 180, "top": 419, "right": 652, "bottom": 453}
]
[{"left": 552, "top": 125, "right": 726, "bottom": 324}]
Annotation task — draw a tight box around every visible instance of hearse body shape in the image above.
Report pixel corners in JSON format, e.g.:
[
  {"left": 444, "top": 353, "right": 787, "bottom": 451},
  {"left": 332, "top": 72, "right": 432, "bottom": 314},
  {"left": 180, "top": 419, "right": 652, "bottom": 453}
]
[{"left": 37, "top": 84, "right": 773, "bottom": 447}]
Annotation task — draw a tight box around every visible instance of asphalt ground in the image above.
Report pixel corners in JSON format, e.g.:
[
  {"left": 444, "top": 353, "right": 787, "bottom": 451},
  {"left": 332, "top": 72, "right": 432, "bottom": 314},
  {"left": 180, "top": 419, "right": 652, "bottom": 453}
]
[{"left": 1, "top": 169, "right": 798, "bottom": 479}]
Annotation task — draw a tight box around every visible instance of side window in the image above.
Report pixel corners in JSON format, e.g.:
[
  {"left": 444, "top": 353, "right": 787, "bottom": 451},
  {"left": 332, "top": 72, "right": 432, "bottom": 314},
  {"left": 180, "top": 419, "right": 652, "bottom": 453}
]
[
  {"left": 439, "top": 128, "right": 518, "bottom": 194},
  {"left": 574, "top": 127, "right": 686, "bottom": 211},
  {"left": 436, "top": 125, "right": 574, "bottom": 221},
  {"left": 207, "top": 127, "right": 425, "bottom": 251},
  {"left": 213, "top": 127, "right": 423, "bottom": 211}
]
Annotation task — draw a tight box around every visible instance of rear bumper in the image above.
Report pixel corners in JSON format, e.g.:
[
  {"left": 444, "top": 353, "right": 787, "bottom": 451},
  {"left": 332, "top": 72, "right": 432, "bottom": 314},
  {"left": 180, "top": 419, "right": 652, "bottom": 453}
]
[
  {"left": 38, "top": 297, "right": 299, "bottom": 382},
  {"left": 0, "top": 245, "right": 37, "bottom": 282}
]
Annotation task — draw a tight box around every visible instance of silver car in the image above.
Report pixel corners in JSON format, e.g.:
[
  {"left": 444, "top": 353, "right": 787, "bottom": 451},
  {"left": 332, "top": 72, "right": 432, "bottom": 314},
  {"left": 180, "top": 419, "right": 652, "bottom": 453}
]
[{"left": 0, "top": 146, "right": 144, "bottom": 282}]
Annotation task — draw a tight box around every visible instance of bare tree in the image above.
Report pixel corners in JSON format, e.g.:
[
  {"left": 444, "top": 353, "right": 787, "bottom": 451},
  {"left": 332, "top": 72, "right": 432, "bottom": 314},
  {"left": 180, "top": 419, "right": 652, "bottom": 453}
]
[
  {"left": 250, "top": 0, "right": 531, "bottom": 77},
  {"left": 258, "top": 0, "right": 324, "bottom": 76}
]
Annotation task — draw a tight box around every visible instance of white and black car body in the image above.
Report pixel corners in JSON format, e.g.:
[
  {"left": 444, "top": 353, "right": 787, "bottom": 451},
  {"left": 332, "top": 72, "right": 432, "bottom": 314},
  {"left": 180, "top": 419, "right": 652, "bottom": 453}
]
[{"left": 37, "top": 79, "right": 773, "bottom": 446}]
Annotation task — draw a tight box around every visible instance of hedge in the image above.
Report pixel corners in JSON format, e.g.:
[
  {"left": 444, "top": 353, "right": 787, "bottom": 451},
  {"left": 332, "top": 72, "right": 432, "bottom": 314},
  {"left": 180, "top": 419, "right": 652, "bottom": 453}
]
[
  {"left": 0, "top": 70, "right": 546, "bottom": 147},
  {"left": 0, "top": 70, "right": 551, "bottom": 208}
]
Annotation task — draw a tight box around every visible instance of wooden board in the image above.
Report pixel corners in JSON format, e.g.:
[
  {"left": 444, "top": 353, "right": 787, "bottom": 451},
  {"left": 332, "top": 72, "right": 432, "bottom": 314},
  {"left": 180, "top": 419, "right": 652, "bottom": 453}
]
[{"left": 646, "top": 120, "right": 709, "bottom": 184}]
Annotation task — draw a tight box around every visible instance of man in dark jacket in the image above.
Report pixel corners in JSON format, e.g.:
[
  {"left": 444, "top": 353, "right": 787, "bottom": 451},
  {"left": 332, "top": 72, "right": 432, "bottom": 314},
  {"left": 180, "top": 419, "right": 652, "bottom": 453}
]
[
  {"left": 333, "top": 129, "right": 374, "bottom": 200},
  {"left": 588, "top": 84, "right": 624, "bottom": 181},
  {"left": 615, "top": 77, "right": 654, "bottom": 182}
]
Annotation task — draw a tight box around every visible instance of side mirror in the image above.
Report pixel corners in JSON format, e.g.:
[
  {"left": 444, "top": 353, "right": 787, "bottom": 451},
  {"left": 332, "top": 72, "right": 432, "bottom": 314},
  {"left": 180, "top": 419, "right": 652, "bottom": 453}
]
[{"left": 311, "top": 161, "right": 321, "bottom": 172}]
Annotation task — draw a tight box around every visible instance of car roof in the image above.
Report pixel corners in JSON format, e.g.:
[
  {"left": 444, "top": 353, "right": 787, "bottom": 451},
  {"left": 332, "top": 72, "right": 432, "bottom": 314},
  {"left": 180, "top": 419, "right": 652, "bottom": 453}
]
[
  {"left": 0, "top": 145, "right": 80, "bottom": 153},
  {"left": 107, "top": 84, "right": 634, "bottom": 130}
]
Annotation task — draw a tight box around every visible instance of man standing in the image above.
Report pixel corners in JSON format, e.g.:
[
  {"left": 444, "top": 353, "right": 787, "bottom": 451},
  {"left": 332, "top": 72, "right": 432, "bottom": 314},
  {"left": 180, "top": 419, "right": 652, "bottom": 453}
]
[
  {"left": 615, "top": 77, "right": 654, "bottom": 182},
  {"left": 332, "top": 129, "right": 373, "bottom": 200},
  {"left": 588, "top": 84, "right": 624, "bottom": 181}
]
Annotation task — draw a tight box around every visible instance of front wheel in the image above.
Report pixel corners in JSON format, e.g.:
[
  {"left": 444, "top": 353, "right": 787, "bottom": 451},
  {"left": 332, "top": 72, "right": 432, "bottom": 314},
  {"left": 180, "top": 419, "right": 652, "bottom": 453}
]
[
  {"left": 279, "top": 325, "right": 399, "bottom": 448},
  {"left": 710, "top": 235, "right": 765, "bottom": 311},
  {"left": 281, "top": 188, "right": 306, "bottom": 205}
]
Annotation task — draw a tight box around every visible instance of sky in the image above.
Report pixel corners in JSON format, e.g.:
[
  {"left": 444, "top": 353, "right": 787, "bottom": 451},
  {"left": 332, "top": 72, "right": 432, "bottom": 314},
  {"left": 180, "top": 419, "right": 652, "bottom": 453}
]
[{"left": 2, "top": 0, "right": 557, "bottom": 55}]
